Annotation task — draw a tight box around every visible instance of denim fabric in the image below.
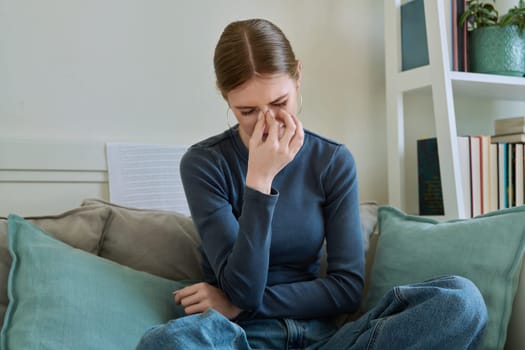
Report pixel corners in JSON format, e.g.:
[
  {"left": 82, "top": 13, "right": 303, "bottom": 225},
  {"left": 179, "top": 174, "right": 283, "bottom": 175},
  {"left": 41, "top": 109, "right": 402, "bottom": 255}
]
[
  {"left": 135, "top": 310, "right": 251, "bottom": 350},
  {"left": 238, "top": 318, "right": 338, "bottom": 349},
  {"left": 319, "top": 275, "right": 488, "bottom": 350},
  {"left": 136, "top": 275, "right": 487, "bottom": 350}
]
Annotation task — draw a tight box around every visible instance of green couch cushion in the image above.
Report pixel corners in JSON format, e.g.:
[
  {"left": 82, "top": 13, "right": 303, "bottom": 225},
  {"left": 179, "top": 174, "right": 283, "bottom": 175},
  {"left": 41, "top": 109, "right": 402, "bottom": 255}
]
[
  {"left": 0, "top": 205, "right": 112, "bottom": 329},
  {"left": 1, "top": 215, "right": 191, "bottom": 350},
  {"left": 364, "top": 206, "right": 525, "bottom": 350}
]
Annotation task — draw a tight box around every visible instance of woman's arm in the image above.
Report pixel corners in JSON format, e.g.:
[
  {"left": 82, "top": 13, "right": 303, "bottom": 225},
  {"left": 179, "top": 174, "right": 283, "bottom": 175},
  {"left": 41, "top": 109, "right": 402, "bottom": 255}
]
[
  {"left": 240, "top": 146, "right": 365, "bottom": 320},
  {"left": 180, "top": 112, "right": 303, "bottom": 313},
  {"left": 173, "top": 282, "right": 242, "bottom": 320},
  {"left": 182, "top": 142, "right": 364, "bottom": 320},
  {"left": 180, "top": 148, "right": 277, "bottom": 311}
]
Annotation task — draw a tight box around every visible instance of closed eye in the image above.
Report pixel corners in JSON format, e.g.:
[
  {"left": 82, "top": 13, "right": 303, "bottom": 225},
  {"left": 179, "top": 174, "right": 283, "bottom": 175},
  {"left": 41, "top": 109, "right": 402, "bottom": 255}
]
[
  {"left": 240, "top": 109, "right": 256, "bottom": 116},
  {"left": 237, "top": 98, "right": 288, "bottom": 116},
  {"left": 273, "top": 100, "right": 288, "bottom": 108}
]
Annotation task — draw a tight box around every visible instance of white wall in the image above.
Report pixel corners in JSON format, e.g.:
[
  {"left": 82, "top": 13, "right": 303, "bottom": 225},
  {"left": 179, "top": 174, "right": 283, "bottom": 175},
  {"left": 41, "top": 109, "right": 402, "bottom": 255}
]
[
  {"left": 497, "top": 0, "right": 520, "bottom": 14},
  {"left": 0, "top": 0, "right": 388, "bottom": 206}
]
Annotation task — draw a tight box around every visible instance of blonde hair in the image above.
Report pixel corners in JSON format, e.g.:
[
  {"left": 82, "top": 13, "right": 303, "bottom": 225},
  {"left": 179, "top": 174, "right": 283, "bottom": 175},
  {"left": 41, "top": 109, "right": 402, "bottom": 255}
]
[{"left": 213, "top": 18, "right": 299, "bottom": 99}]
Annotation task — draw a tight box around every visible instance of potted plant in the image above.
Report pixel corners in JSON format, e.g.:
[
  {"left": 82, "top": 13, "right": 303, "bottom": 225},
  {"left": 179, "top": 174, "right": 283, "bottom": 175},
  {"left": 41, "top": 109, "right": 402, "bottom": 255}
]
[{"left": 460, "top": 0, "right": 525, "bottom": 77}]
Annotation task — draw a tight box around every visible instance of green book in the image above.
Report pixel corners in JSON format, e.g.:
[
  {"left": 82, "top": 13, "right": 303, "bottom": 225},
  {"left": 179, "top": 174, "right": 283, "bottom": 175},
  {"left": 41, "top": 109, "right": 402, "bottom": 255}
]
[
  {"left": 417, "top": 137, "right": 444, "bottom": 215},
  {"left": 401, "top": 0, "right": 429, "bottom": 71}
]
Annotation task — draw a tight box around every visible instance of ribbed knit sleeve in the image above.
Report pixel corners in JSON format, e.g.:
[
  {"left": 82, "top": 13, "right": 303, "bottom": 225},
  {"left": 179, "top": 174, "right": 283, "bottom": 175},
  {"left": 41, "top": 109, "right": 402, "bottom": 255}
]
[{"left": 180, "top": 147, "right": 278, "bottom": 311}]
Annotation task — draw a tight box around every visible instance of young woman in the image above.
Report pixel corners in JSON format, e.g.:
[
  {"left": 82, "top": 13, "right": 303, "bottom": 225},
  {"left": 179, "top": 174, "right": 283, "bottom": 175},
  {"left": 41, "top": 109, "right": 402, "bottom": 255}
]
[{"left": 137, "top": 18, "right": 487, "bottom": 349}]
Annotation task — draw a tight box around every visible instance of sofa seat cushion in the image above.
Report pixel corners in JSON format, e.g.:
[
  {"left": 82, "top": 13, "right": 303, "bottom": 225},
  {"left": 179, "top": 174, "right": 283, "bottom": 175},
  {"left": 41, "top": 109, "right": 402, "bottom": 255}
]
[
  {"left": 365, "top": 206, "right": 525, "bottom": 350},
  {"left": 1, "top": 215, "right": 191, "bottom": 350}
]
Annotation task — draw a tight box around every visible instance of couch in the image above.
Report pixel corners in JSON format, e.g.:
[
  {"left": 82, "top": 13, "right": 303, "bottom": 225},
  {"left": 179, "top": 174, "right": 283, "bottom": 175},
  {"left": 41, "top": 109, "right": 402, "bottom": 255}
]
[{"left": 0, "top": 199, "right": 523, "bottom": 350}]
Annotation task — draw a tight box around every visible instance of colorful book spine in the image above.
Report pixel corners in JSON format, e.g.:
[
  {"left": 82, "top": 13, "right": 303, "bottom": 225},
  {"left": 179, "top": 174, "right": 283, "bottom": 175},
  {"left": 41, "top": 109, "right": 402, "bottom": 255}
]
[
  {"left": 469, "top": 136, "right": 482, "bottom": 216},
  {"left": 508, "top": 144, "right": 516, "bottom": 207},
  {"left": 458, "top": 136, "right": 472, "bottom": 217},
  {"left": 417, "top": 134, "right": 525, "bottom": 217},
  {"left": 515, "top": 144, "right": 524, "bottom": 206},
  {"left": 498, "top": 143, "right": 509, "bottom": 209},
  {"left": 489, "top": 143, "right": 499, "bottom": 212}
]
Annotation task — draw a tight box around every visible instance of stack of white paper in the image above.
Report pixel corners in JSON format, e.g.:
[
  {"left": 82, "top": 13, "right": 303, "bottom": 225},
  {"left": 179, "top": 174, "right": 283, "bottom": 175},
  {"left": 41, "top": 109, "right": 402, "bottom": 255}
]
[{"left": 106, "top": 143, "right": 190, "bottom": 216}]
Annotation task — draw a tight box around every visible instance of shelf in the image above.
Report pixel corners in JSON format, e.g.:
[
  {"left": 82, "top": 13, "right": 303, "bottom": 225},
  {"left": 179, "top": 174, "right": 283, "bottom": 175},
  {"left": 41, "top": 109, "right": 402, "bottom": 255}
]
[
  {"left": 395, "top": 69, "right": 525, "bottom": 100},
  {"left": 386, "top": 0, "right": 525, "bottom": 219},
  {"left": 450, "top": 72, "right": 525, "bottom": 101}
]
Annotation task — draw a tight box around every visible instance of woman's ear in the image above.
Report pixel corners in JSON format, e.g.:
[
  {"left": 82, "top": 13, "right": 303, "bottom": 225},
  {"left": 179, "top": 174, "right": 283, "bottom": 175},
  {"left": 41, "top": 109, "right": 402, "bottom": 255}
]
[
  {"left": 217, "top": 80, "right": 228, "bottom": 100},
  {"left": 295, "top": 60, "right": 303, "bottom": 89}
]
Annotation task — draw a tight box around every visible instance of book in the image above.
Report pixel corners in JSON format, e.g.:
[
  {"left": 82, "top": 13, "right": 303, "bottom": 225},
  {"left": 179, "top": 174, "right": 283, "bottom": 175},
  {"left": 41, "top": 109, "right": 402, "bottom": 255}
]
[
  {"left": 401, "top": 0, "right": 429, "bottom": 71},
  {"left": 469, "top": 136, "right": 482, "bottom": 216},
  {"left": 417, "top": 136, "right": 473, "bottom": 216},
  {"left": 489, "top": 143, "right": 499, "bottom": 212},
  {"left": 506, "top": 143, "right": 516, "bottom": 208},
  {"left": 452, "top": 0, "right": 458, "bottom": 71},
  {"left": 480, "top": 135, "right": 491, "bottom": 214},
  {"left": 498, "top": 143, "right": 509, "bottom": 209},
  {"left": 516, "top": 144, "right": 524, "bottom": 206},
  {"left": 417, "top": 138, "right": 444, "bottom": 215},
  {"left": 416, "top": 135, "right": 509, "bottom": 217},
  {"left": 462, "top": 0, "right": 468, "bottom": 71},
  {"left": 458, "top": 136, "right": 472, "bottom": 217},
  {"left": 494, "top": 116, "right": 525, "bottom": 135},
  {"left": 491, "top": 133, "right": 525, "bottom": 143}
]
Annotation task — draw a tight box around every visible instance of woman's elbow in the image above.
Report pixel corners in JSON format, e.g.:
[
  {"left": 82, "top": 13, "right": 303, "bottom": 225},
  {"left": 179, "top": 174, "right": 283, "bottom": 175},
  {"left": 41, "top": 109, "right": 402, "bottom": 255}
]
[
  {"left": 219, "top": 274, "right": 266, "bottom": 311},
  {"left": 229, "top": 290, "right": 263, "bottom": 311}
]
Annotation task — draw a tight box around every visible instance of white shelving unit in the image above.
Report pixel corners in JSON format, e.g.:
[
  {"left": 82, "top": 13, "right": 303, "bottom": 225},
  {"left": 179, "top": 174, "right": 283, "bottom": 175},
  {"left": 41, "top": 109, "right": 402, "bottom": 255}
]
[{"left": 384, "top": 0, "right": 525, "bottom": 219}]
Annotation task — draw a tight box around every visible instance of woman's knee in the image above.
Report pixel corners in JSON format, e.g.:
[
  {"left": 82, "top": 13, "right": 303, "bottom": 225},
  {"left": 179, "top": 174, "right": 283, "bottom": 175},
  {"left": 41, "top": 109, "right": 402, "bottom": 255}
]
[
  {"left": 399, "top": 275, "right": 487, "bottom": 327},
  {"left": 434, "top": 275, "right": 488, "bottom": 328}
]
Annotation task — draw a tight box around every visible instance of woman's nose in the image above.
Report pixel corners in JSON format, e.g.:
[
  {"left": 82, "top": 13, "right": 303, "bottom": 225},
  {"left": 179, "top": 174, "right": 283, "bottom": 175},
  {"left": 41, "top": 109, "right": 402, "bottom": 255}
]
[{"left": 260, "top": 107, "right": 276, "bottom": 118}]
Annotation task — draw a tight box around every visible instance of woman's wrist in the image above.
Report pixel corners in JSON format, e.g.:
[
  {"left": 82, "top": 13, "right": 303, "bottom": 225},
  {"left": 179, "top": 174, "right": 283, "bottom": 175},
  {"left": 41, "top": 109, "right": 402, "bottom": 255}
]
[{"left": 245, "top": 174, "right": 272, "bottom": 194}]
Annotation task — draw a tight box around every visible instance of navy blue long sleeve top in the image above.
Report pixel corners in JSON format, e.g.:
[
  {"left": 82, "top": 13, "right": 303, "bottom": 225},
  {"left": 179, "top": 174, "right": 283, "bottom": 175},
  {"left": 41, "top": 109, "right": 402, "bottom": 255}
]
[{"left": 180, "top": 126, "right": 364, "bottom": 320}]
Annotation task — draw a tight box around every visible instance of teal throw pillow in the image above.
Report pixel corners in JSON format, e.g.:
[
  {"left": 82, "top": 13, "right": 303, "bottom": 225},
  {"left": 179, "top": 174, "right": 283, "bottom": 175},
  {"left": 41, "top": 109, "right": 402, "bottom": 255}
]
[
  {"left": 1, "top": 215, "right": 192, "bottom": 350},
  {"left": 364, "top": 206, "right": 525, "bottom": 350}
]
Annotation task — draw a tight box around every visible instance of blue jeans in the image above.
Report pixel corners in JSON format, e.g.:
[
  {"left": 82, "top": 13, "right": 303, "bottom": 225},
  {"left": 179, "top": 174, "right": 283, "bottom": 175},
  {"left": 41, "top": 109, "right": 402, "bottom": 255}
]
[{"left": 136, "top": 275, "right": 487, "bottom": 350}]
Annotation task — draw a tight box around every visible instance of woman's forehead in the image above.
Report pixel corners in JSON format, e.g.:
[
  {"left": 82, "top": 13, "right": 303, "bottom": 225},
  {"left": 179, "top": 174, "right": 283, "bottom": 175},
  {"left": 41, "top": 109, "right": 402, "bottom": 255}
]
[{"left": 228, "top": 74, "right": 295, "bottom": 106}]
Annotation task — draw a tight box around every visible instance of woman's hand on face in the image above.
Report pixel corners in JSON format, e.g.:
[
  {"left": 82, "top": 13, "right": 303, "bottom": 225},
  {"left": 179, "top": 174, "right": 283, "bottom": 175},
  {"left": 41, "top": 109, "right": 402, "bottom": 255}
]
[
  {"left": 173, "top": 282, "right": 242, "bottom": 320},
  {"left": 246, "top": 109, "right": 305, "bottom": 194}
]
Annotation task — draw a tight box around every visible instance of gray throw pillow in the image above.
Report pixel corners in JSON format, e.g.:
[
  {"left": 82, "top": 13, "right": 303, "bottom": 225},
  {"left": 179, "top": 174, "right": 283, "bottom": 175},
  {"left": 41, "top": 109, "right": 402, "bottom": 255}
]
[{"left": 81, "top": 199, "right": 203, "bottom": 281}]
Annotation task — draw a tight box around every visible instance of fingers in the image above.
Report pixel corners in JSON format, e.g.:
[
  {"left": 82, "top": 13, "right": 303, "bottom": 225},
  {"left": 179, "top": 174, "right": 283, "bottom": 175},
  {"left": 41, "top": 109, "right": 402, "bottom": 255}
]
[
  {"left": 263, "top": 109, "right": 304, "bottom": 161},
  {"left": 265, "top": 110, "right": 280, "bottom": 143},
  {"left": 173, "top": 282, "right": 229, "bottom": 316},
  {"left": 175, "top": 290, "right": 201, "bottom": 308},
  {"left": 173, "top": 285, "right": 194, "bottom": 305},
  {"left": 183, "top": 302, "right": 208, "bottom": 315},
  {"left": 249, "top": 112, "right": 266, "bottom": 146},
  {"left": 173, "top": 285, "right": 207, "bottom": 315},
  {"left": 276, "top": 109, "right": 297, "bottom": 145},
  {"left": 288, "top": 113, "right": 304, "bottom": 154},
  {"left": 275, "top": 109, "right": 303, "bottom": 155}
]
